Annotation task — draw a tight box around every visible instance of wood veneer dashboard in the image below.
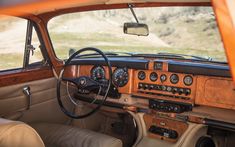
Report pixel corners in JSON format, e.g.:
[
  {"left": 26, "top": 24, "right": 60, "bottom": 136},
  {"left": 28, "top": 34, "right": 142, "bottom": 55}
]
[
  {"left": 69, "top": 57, "right": 234, "bottom": 142},
  {"left": 71, "top": 57, "right": 234, "bottom": 111}
]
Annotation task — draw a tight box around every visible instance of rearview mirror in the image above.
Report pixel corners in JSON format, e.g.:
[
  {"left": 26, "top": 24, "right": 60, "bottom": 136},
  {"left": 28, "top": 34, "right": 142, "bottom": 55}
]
[{"left": 123, "top": 23, "right": 149, "bottom": 36}]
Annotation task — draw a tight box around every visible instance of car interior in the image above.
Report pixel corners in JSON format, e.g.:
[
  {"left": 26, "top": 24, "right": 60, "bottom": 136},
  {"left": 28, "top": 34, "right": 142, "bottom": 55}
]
[{"left": 0, "top": 0, "right": 235, "bottom": 147}]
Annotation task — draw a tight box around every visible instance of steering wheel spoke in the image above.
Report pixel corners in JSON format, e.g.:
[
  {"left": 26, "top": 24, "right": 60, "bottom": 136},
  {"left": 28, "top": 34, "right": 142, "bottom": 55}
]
[
  {"left": 62, "top": 76, "right": 100, "bottom": 90},
  {"left": 57, "top": 47, "right": 112, "bottom": 119}
]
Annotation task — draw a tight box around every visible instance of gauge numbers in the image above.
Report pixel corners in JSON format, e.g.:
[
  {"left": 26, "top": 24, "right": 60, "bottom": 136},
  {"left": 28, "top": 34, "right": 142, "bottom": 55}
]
[
  {"left": 113, "top": 68, "right": 129, "bottom": 87},
  {"left": 91, "top": 66, "right": 105, "bottom": 81}
]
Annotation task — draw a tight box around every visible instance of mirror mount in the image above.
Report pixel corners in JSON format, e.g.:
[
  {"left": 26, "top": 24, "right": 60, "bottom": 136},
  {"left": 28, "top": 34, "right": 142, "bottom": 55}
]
[{"left": 128, "top": 4, "right": 139, "bottom": 24}]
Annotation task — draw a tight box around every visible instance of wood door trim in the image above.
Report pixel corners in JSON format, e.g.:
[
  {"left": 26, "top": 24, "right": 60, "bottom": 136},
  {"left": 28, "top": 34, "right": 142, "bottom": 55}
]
[{"left": 0, "top": 67, "right": 53, "bottom": 87}]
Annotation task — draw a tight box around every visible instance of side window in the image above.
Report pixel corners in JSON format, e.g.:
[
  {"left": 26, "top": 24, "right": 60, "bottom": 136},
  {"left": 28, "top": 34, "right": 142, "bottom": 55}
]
[
  {"left": 0, "top": 15, "right": 27, "bottom": 70},
  {"left": 0, "top": 15, "right": 47, "bottom": 71}
]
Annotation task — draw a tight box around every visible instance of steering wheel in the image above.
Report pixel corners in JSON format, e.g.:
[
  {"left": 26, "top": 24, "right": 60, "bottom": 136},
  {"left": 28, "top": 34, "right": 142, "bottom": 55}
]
[{"left": 57, "top": 47, "right": 112, "bottom": 119}]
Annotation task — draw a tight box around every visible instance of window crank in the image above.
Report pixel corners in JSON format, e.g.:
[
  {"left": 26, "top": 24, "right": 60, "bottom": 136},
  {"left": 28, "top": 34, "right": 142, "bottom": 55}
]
[{"left": 23, "top": 86, "right": 31, "bottom": 110}]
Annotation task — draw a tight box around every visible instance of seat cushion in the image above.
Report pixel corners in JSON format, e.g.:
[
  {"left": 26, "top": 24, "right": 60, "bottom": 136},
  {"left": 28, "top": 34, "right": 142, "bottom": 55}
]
[
  {"left": 31, "top": 123, "right": 122, "bottom": 147},
  {"left": 0, "top": 118, "right": 44, "bottom": 147}
]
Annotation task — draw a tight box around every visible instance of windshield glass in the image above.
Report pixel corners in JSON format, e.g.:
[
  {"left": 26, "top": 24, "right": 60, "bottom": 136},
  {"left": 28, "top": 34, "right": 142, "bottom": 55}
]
[{"left": 48, "top": 7, "right": 226, "bottom": 62}]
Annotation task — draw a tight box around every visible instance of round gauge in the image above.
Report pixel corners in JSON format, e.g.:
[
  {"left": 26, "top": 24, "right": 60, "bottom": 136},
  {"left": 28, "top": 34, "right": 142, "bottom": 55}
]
[
  {"left": 184, "top": 75, "right": 193, "bottom": 86},
  {"left": 90, "top": 66, "right": 105, "bottom": 81},
  {"left": 160, "top": 74, "right": 167, "bottom": 82},
  {"left": 138, "top": 71, "right": 146, "bottom": 80},
  {"left": 150, "top": 72, "right": 158, "bottom": 82},
  {"left": 170, "top": 74, "right": 179, "bottom": 84},
  {"left": 113, "top": 68, "right": 129, "bottom": 87}
]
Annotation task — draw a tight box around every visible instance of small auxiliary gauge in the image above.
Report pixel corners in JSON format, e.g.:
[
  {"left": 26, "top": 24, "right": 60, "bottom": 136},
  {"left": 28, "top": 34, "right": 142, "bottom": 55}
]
[
  {"left": 138, "top": 71, "right": 146, "bottom": 80},
  {"left": 160, "top": 74, "right": 167, "bottom": 82},
  {"left": 150, "top": 72, "right": 158, "bottom": 82},
  {"left": 170, "top": 74, "right": 179, "bottom": 84},
  {"left": 183, "top": 75, "right": 193, "bottom": 86}
]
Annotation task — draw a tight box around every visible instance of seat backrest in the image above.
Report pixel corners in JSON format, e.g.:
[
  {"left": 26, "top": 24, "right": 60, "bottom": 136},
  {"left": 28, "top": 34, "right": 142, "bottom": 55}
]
[{"left": 0, "top": 118, "right": 45, "bottom": 147}]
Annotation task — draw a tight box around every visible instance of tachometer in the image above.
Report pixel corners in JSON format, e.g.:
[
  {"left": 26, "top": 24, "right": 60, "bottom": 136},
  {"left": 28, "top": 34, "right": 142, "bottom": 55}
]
[
  {"left": 113, "top": 68, "right": 129, "bottom": 87},
  {"left": 91, "top": 66, "right": 105, "bottom": 81}
]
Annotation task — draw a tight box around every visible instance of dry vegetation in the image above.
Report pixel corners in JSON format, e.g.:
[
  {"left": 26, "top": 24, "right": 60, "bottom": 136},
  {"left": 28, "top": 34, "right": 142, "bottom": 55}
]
[
  {"left": 0, "top": 7, "right": 227, "bottom": 71},
  {"left": 49, "top": 7, "right": 226, "bottom": 61}
]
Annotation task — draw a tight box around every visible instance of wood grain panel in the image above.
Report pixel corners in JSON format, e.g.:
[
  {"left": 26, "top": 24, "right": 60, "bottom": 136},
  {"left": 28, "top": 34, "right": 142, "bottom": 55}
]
[
  {"left": 144, "top": 114, "right": 188, "bottom": 143},
  {"left": 195, "top": 76, "right": 235, "bottom": 110},
  {"left": 133, "top": 70, "right": 196, "bottom": 104},
  {"left": 0, "top": 67, "right": 53, "bottom": 87}
]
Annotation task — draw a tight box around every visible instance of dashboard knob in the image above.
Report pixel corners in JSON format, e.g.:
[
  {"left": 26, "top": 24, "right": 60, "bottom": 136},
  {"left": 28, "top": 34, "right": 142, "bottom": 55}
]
[
  {"left": 185, "top": 89, "right": 191, "bottom": 95},
  {"left": 149, "top": 85, "right": 154, "bottom": 90},
  {"left": 144, "top": 84, "right": 149, "bottom": 90},
  {"left": 161, "top": 85, "right": 166, "bottom": 91},
  {"left": 166, "top": 86, "right": 172, "bottom": 92},
  {"left": 179, "top": 89, "right": 184, "bottom": 95},
  {"left": 138, "top": 83, "right": 143, "bottom": 89},
  {"left": 172, "top": 88, "right": 178, "bottom": 94}
]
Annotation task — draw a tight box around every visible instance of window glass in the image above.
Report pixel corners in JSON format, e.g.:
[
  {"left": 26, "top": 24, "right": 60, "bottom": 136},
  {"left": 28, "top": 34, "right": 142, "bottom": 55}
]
[
  {"left": 48, "top": 7, "right": 226, "bottom": 62},
  {"left": 29, "top": 28, "right": 44, "bottom": 65},
  {"left": 0, "top": 15, "right": 27, "bottom": 70}
]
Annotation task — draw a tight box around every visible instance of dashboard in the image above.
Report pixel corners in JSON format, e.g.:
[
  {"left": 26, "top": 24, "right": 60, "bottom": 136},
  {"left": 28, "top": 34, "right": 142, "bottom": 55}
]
[
  {"left": 71, "top": 57, "right": 235, "bottom": 142},
  {"left": 76, "top": 57, "right": 233, "bottom": 111}
]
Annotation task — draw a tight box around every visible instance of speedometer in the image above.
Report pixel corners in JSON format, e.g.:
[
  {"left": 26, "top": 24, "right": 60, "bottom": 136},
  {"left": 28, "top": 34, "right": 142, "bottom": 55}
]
[
  {"left": 113, "top": 68, "right": 129, "bottom": 87},
  {"left": 91, "top": 66, "right": 105, "bottom": 81}
]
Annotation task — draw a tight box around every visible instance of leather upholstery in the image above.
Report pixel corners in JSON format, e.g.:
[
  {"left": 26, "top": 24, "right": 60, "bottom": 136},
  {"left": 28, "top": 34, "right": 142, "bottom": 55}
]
[
  {"left": 31, "top": 123, "right": 123, "bottom": 147},
  {"left": 0, "top": 118, "right": 45, "bottom": 147}
]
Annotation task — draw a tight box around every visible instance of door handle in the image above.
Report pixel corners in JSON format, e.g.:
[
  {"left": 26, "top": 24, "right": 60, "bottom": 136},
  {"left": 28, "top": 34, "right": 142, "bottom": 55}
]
[{"left": 23, "top": 86, "right": 31, "bottom": 110}]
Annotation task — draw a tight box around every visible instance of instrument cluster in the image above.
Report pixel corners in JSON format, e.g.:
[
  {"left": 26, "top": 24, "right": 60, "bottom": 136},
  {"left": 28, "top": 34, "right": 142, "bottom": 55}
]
[
  {"left": 90, "top": 66, "right": 129, "bottom": 87},
  {"left": 135, "top": 70, "right": 195, "bottom": 105},
  {"left": 137, "top": 71, "right": 193, "bottom": 86}
]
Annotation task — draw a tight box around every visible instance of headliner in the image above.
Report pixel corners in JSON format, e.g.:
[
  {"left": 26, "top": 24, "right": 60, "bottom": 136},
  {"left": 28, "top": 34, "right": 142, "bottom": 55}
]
[{"left": 0, "top": 0, "right": 211, "bottom": 16}]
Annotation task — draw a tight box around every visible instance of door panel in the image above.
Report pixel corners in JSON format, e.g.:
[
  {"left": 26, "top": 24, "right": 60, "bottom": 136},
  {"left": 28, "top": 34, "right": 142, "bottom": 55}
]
[{"left": 0, "top": 77, "right": 73, "bottom": 124}]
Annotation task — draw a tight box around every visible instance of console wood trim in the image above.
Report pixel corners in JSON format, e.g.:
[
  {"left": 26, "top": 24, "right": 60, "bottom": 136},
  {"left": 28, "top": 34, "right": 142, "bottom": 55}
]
[{"left": 143, "top": 114, "right": 188, "bottom": 143}]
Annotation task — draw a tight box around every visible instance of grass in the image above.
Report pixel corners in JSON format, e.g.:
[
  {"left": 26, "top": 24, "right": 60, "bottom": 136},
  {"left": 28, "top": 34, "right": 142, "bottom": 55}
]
[{"left": 0, "top": 53, "right": 23, "bottom": 70}]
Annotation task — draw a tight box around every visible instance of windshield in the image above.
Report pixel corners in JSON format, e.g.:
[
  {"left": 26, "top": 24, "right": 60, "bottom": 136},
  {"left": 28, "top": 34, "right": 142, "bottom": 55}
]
[{"left": 48, "top": 7, "right": 226, "bottom": 62}]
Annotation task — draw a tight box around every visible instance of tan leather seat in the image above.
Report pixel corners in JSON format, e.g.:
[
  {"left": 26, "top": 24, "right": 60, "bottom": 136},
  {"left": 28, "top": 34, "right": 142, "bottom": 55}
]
[
  {"left": 0, "top": 118, "right": 45, "bottom": 147},
  {"left": 31, "top": 123, "right": 123, "bottom": 147}
]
